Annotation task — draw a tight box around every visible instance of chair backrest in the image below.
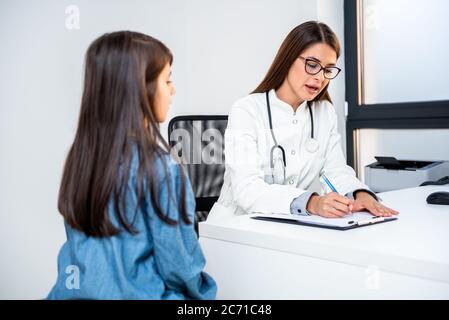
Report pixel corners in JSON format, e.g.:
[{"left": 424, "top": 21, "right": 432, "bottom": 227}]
[{"left": 168, "top": 115, "right": 228, "bottom": 225}]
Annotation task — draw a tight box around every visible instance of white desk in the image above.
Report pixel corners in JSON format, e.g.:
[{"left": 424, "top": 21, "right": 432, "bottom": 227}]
[{"left": 199, "top": 186, "right": 449, "bottom": 299}]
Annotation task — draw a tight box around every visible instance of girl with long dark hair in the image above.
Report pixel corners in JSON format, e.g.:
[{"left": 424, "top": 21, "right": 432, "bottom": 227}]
[{"left": 48, "top": 31, "right": 216, "bottom": 299}]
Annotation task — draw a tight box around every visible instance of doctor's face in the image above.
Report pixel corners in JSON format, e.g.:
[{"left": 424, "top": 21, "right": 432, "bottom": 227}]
[{"left": 286, "top": 43, "right": 338, "bottom": 101}]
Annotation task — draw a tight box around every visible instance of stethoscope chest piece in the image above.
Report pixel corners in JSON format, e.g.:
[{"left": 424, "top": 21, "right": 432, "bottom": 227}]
[
  {"left": 265, "top": 91, "right": 320, "bottom": 183},
  {"left": 305, "top": 138, "right": 319, "bottom": 153}
]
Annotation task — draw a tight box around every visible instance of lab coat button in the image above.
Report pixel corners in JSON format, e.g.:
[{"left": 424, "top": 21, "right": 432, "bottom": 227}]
[
  {"left": 291, "top": 150, "right": 296, "bottom": 155},
  {"left": 289, "top": 180, "right": 294, "bottom": 185},
  {"left": 293, "top": 119, "right": 298, "bottom": 124}
]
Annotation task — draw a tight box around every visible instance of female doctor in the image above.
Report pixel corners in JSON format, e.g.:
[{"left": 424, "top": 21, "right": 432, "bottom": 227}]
[{"left": 208, "top": 21, "right": 399, "bottom": 221}]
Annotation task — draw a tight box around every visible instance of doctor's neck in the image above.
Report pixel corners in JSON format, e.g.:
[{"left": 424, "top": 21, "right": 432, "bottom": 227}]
[{"left": 275, "top": 84, "right": 305, "bottom": 112}]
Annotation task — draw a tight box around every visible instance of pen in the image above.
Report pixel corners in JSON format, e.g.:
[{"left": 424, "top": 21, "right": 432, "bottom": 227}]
[
  {"left": 322, "top": 174, "right": 353, "bottom": 215},
  {"left": 321, "top": 174, "right": 338, "bottom": 193},
  {"left": 357, "top": 217, "right": 385, "bottom": 226}
]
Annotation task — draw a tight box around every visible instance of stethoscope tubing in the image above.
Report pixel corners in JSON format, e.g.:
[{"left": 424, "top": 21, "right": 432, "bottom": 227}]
[{"left": 265, "top": 91, "right": 315, "bottom": 169}]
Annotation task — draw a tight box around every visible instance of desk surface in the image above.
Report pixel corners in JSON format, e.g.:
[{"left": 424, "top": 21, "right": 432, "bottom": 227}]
[{"left": 200, "top": 185, "right": 449, "bottom": 284}]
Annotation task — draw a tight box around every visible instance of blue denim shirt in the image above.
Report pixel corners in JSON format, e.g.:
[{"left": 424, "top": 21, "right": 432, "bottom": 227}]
[{"left": 47, "top": 151, "right": 216, "bottom": 300}]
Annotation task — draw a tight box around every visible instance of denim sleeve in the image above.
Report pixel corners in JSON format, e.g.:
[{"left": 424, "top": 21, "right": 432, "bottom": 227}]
[
  {"left": 290, "top": 191, "right": 318, "bottom": 216},
  {"left": 146, "top": 157, "right": 217, "bottom": 299}
]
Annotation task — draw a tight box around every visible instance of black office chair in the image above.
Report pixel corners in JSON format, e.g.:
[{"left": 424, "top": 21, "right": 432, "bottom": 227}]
[{"left": 168, "top": 115, "right": 228, "bottom": 234}]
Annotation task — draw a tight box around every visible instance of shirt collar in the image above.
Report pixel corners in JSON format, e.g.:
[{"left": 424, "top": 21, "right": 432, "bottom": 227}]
[{"left": 269, "top": 89, "right": 308, "bottom": 115}]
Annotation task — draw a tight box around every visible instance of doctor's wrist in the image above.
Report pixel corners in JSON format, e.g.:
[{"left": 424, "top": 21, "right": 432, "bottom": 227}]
[
  {"left": 354, "top": 190, "right": 378, "bottom": 201},
  {"left": 306, "top": 194, "right": 321, "bottom": 215}
]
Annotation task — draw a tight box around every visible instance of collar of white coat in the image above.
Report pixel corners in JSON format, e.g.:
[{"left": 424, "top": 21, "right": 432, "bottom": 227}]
[{"left": 269, "top": 89, "right": 308, "bottom": 115}]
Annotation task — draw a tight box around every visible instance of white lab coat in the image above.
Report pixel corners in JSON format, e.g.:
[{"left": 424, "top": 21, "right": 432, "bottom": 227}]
[{"left": 207, "top": 89, "right": 370, "bottom": 221}]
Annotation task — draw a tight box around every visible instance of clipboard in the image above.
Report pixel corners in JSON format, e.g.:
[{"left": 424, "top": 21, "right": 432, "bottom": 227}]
[{"left": 251, "top": 211, "right": 398, "bottom": 230}]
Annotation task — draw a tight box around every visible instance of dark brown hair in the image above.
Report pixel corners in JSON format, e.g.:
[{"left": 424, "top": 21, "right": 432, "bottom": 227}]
[
  {"left": 58, "top": 31, "right": 190, "bottom": 237},
  {"left": 252, "top": 21, "right": 340, "bottom": 103}
]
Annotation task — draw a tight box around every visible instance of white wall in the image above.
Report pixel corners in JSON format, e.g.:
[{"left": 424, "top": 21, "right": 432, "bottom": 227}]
[
  {"left": 0, "top": 0, "right": 332, "bottom": 299},
  {"left": 159, "top": 0, "right": 317, "bottom": 139}
]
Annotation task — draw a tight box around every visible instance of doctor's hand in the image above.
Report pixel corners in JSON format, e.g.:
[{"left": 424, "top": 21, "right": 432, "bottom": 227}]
[
  {"left": 351, "top": 191, "right": 400, "bottom": 217},
  {"left": 306, "top": 192, "right": 354, "bottom": 218}
]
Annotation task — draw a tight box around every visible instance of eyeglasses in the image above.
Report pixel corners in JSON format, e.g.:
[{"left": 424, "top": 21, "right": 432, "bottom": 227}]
[{"left": 298, "top": 56, "right": 341, "bottom": 80}]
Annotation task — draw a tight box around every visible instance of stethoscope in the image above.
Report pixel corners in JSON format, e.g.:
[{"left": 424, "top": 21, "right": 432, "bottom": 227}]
[{"left": 265, "top": 91, "right": 319, "bottom": 183}]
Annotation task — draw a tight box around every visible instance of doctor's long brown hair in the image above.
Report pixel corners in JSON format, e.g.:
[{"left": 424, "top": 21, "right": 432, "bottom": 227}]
[
  {"left": 252, "top": 21, "right": 340, "bottom": 103},
  {"left": 58, "top": 31, "right": 190, "bottom": 238}
]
